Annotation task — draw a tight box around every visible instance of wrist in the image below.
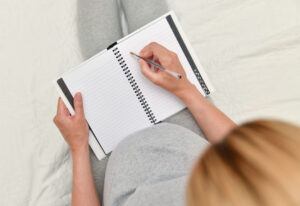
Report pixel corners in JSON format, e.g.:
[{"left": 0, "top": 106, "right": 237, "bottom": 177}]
[
  {"left": 71, "top": 143, "right": 89, "bottom": 158},
  {"left": 174, "top": 82, "right": 197, "bottom": 100}
]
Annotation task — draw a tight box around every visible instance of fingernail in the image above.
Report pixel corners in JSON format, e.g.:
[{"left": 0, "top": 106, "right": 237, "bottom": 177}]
[
  {"left": 75, "top": 93, "right": 82, "bottom": 101},
  {"left": 140, "top": 51, "right": 144, "bottom": 56}
]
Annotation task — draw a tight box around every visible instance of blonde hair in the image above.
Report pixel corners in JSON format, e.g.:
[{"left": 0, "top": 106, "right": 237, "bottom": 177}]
[{"left": 187, "top": 120, "right": 300, "bottom": 206}]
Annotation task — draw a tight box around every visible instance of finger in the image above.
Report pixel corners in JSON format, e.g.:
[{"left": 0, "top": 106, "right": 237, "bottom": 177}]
[
  {"left": 139, "top": 59, "right": 160, "bottom": 84},
  {"left": 74, "top": 92, "right": 84, "bottom": 118},
  {"left": 56, "top": 98, "right": 61, "bottom": 115},
  {"left": 57, "top": 98, "right": 69, "bottom": 117},
  {"left": 140, "top": 42, "right": 170, "bottom": 60}
]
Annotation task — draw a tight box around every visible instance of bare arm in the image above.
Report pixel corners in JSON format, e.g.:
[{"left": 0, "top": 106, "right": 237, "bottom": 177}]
[
  {"left": 54, "top": 93, "right": 100, "bottom": 206},
  {"left": 175, "top": 84, "right": 236, "bottom": 143},
  {"left": 139, "top": 42, "right": 236, "bottom": 143},
  {"left": 72, "top": 146, "right": 100, "bottom": 206}
]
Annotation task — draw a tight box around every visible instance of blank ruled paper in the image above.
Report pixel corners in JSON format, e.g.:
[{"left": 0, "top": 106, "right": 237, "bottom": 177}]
[{"left": 63, "top": 51, "right": 150, "bottom": 153}]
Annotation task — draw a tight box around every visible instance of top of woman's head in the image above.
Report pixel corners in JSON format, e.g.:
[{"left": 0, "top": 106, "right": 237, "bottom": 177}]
[{"left": 187, "top": 120, "right": 300, "bottom": 206}]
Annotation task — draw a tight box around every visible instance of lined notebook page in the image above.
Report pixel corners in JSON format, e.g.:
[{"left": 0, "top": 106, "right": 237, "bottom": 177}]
[
  {"left": 117, "top": 18, "right": 202, "bottom": 121},
  {"left": 62, "top": 51, "right": 151, "bottom": 153}
]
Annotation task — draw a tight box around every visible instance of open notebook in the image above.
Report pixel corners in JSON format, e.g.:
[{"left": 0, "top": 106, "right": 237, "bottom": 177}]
[{"left": 55, "top": 11, "right": 214, "bottom": 160}]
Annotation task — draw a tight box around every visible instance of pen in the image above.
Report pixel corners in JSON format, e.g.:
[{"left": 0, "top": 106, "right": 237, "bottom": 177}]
[{"left": 130, "top": 52, "right": 182, "bottom": 79}]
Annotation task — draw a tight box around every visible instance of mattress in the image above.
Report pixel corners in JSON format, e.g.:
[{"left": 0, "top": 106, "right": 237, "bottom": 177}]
[{"left": 0, "top": 0, "right": 299, "bottom": 205}]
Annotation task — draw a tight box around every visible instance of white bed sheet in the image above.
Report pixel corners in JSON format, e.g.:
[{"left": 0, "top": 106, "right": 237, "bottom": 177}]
[{"left": 0, "top": 0, "right": 299, "bottom": 205}]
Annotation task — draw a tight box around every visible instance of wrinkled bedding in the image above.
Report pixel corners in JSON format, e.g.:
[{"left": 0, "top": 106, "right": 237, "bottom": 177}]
[{"left": 0, "top": 0, "right": 299, "bottom": 205}]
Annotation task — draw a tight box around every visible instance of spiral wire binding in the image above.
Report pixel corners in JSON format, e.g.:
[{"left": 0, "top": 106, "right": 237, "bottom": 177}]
[{"left": 112, "top": 47, "right": 157, "bottom": 124}]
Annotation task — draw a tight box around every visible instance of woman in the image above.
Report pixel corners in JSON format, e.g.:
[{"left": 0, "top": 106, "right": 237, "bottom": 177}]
[
  {"left": 53, "top": 41, "right": 300, "bottom": 206},
  {"left": 54, "top": 0, "right": 300, "bottom": 205}
]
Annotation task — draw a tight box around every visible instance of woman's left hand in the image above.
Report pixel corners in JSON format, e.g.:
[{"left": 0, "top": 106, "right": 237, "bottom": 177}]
[{"left": 53, "top": 92, "right": 89, "bottom": 154}]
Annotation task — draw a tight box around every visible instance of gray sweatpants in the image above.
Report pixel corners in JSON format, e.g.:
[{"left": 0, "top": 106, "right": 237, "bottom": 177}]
[{"left": 77, "top": 0, "right": 204, "bottom": 202}]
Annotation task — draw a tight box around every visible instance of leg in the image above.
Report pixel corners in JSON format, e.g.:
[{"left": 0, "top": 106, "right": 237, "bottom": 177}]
[
  {"left": 120, "top": 0, "right": 169, "bottom": 33},
  {"left": 77, "top": 0, "right": 123, "bottom": 59},
  {"left": 89, "top": 150, "right": 110, "bottom": 204},
  {"left": 165, "top": 108, "right": 205, "bottom": 137}
]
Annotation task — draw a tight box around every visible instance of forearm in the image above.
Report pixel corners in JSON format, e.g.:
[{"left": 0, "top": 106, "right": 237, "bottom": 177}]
[
  {"left": 72, "top": 146, "right": 100, "bottom": 206},
  {"left": 176, "top": 84, "right": 237, "bottom": 143}
]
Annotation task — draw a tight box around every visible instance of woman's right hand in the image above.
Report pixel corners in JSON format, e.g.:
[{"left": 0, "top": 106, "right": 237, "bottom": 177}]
[
  {"left": 139, "top": 42, "right": 236, "bottom": 143},
  {"left": 139, "top": 42, "right": 194, "bottom": 98}
]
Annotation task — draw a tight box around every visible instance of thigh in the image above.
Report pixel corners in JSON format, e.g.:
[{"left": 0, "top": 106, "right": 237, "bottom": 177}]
[
  {"left": 165, "top": 108, "right": 205, "bottom": 137},
  {"left": 120, "top": 0, "right": 169, "bottom": 33},
  {"left": 89, "top": 150, "right": 110, "bottom": 204},
  {"left": 77, "top": 0, "right": 123, "bottom": 59}
]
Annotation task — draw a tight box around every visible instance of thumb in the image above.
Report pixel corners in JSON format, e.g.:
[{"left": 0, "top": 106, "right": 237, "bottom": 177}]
[
  {"left": 139, "top": 59, "right": 159, "bottom": 83},
  {"left": 74, "top": 92, "right": 84, "bottom": 118}
]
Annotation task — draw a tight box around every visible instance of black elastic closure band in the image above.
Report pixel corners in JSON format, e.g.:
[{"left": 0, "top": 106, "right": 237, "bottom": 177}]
[
  {"left": 166, "top": 15, "right": 210, "bottom": 95},
  {"left": 57, "top": 78, "right": 74, "bottom": 109}
]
